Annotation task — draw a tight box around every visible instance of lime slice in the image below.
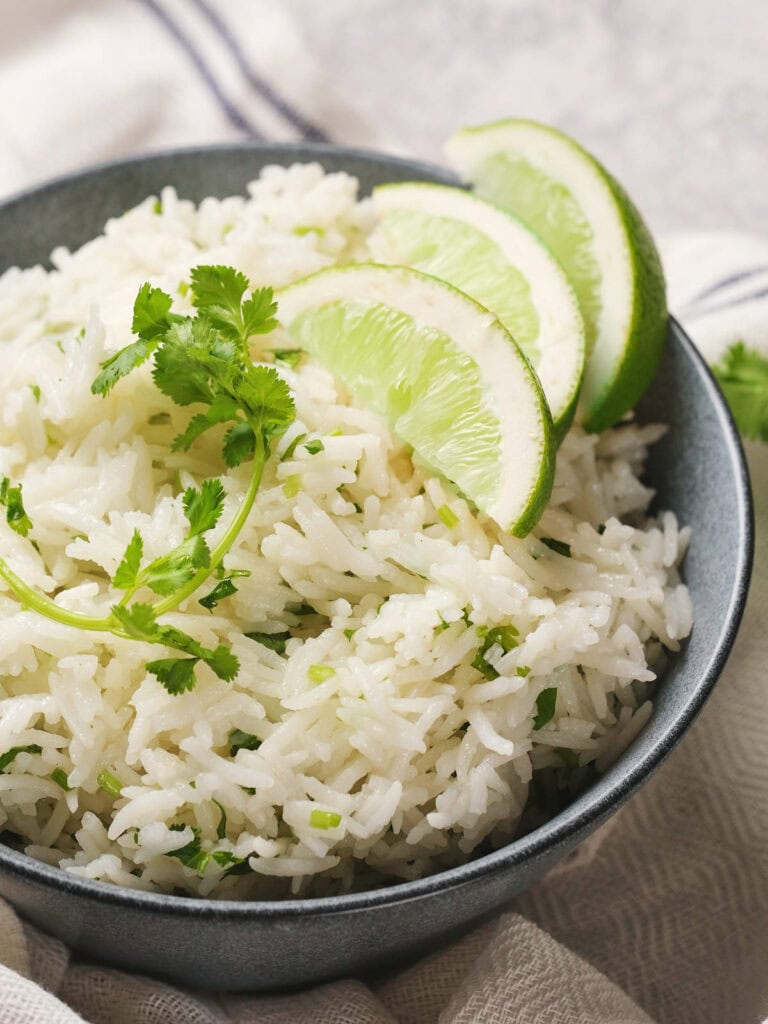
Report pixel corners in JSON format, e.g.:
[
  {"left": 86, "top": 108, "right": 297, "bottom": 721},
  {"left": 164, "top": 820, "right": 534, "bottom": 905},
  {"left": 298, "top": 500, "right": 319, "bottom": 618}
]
[
  {"left": 277, "top": 264, "right": 555, "bottom": 536},
  {"left": 445, "top": 118, "right": 667, "bottom": 432},
  {"left": 368, "top": 182, "right": 585, "bottom": 440}
]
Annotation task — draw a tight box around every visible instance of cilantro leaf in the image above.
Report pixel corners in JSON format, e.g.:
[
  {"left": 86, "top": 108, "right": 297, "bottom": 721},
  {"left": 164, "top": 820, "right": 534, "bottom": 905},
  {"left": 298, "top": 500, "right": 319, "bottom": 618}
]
[
  {"left": 171, "top": 394, "right": 241, "bottom": 452},
  {"left": 280, "top": 432, "right": 308, "bottom": 462},
  {"left": 303, "top": 439, "right": 324, "bottom": 455},
  {"left": 472, "top": 624, "right": 520, "bottom": 679},
  {"left": 91, "top": 338, "right": 159, "bottom": 397},
  {"left": 190, "top": 265, "right": 249, "bottom": 339},
  {"left": 235, "top": 366, "right": 294, "bottom": 444},
  {"left": 269, "top": 348, "right": 303, "bottom": 368},
  {"left": 222, "top": 421, "right": 256, "bottom": 467},
  {"left": 0, "top": 477, "right": 33, "bottom": 537},
  {"left": 229, "top": 728, "right": 261, "bottom": 755},
  {"left": 131, "top": 282, "right": 174, "bottom": 340},
  {"left": 712, "top": 341, "right": 768, "bottom": 442},
  {"left": 202, "top": 645, "right": 239, "bottom": 682},
  {"left": 141, "top": 535, "right": 210, "bottom": 596},
  {"left": 241, "top": 288, "right": 279, "bottom": 338},
  {"left": 199, "top": 576, "right": 238, "bottom": 611},
  {"left": 213, "top": 798, "right": 227, "bottom": 839},
  {"left": 146, "top": 657, "right": 198, "bottom": 694},
  {"left": 91, "top": 284, "right": 175, "bottom": 396},
  {"left": 152, "top": 319, "right": 221, "bottom": 406},
  {"left": 111, "top": 602, "right": 160, "bottom": 642},
  {"left": 190, "top": 266, "right": 278, "bottom": 344},
  {"left": 245, "top": 631, "right": 290, "bottom": 654},
  {"left": 541, "top": 537, "right": 572, "bottom": 558},
  {"left": 533, "top": 687, "right": 558, "bottom": 730},
  {"left": 113, "top": 530, "right": 144, "bottom": 591},
  {"left": 183, "top": 479, "right": 226, "bottom": 536},
  {"left": 0, "top": 744, "right": 42, "bottom": 773},
  {"left": 168, "top": 826, "right": 210, "bottom": 872}
]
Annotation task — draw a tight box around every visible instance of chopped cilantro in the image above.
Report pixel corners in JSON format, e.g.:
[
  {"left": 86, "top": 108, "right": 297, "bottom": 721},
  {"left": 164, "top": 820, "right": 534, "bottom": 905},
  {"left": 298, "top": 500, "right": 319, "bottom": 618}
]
[
  {"left": 437, "top": 504, "right": 459, "bottom": 528},
  {"left": 51, "top": 767, "right": 71, "bottom": 790},
  {"left": 308, "top": 664, "right": 335, "bottom": 683},
  {"left": 555, "top": 747, "right": 581, "bottom": 770},
  {"left": 30, "top": 384, "right": 41, "bottom": 404},
  {"left": 310, "top": 809, "right": 341, "bottom": 829},
  {"left": 281, "top": 432, "right": 308, "bottom": 461},
  {"left": 472, "top": 625, "right": 520, "bottom": 680},
  {"left": 282, "top": 475, "right": 302, "bottom": 498},
  {"left": 0, "top": 477, "right": 33, "bottom": 537},
  {"left": 269, "top": 348, "right": 304, "bottom": 368},
  {"left": 229, "top": 729, "right": 261, "bottom": 755},
  {"left": 199, "top": 576, "right": 238, "bottom": 612},
  {"left": 343, "top": 627, "right": 357, "bottom": 640},
  {"left": 541, "top": 537, "right": 572, "bottom": 558},
  {"left": 286, "top": 601, "right": 316, "bottom": 617},
  {"left": 245, "top": 631, "right": 291, "bottom": 655},
  {"left": 168, "top": 826, "right": 210, "bottom": 872},
  {"left": 303, "top": 439, "right": 325, "bottom": 455},
  {"left": 533, "top": 687, "right": 557, "bottom": 729},
  {"left": 516, "top": 665, "right": 531, "bottom": 677},
  {"left": 0, "top": 744, "right": 42, "bottom": 773},
  {"left": 212, "top": 798, "right": 227, "bottom": 839},
  {"left": 97, "top": 769, "right": 123, "bottom": 797}
]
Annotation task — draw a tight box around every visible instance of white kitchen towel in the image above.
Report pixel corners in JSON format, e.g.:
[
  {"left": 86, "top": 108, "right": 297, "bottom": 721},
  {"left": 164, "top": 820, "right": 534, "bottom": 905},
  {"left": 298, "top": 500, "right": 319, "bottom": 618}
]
[{"left": 1, "top": 2, "right": 767, "bottom": 1022}]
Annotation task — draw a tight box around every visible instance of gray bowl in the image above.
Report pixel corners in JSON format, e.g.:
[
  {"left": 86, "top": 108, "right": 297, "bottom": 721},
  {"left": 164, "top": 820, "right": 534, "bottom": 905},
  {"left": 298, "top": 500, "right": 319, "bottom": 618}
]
[{"left": 0, "top": 144, "right": 754, "bottom": 991}]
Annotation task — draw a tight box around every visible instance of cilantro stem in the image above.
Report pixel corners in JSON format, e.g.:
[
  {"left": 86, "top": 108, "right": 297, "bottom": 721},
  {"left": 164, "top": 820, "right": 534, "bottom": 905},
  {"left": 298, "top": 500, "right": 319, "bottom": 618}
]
[
  {"left": 152, "top": 436, "right": 266, "bottom": 617},
  {"left": 0, "top": 556, "right": 112, "bottom": 631}
]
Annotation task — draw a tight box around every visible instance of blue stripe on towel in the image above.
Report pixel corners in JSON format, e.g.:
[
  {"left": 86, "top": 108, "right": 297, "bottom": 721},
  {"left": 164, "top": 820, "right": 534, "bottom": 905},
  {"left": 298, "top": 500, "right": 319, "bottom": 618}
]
[
  {"left": 141, "top": 0, "right": 265, "bottom": 139},
  {"left": 684, "top": 265, "right": 768, "bottom": 310},
  {"left": 188, "top": 0, "right": 331, "bottom": 142},
  {"left": 684, "top": 284, "right": 768, "bottom": 320}
]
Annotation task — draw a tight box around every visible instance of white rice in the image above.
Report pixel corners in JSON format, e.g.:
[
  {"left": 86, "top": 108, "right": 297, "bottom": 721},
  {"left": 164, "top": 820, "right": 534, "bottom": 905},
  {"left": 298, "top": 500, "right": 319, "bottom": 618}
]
[{"left": 0, "top": 163, "right": 692, "bottom": 897}]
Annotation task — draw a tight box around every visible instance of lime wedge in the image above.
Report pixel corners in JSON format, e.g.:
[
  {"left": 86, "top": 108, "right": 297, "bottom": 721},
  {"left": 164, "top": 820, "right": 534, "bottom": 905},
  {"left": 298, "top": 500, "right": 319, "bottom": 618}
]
[
  {"left": 368, "top": 182, "right": 585, "bottom": 440},
  {"left": 445, "top": 119, "right": 667, "bottom": 432},
  {"left": 277, "top": 264, "right": 555, "bottom": 536}
]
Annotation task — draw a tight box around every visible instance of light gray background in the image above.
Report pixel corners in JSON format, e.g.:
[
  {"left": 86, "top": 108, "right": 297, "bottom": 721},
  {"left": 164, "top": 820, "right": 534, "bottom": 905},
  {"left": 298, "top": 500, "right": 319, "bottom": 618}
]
[{"left": 282, "top": 0, "right": 766, "bottom": 234}]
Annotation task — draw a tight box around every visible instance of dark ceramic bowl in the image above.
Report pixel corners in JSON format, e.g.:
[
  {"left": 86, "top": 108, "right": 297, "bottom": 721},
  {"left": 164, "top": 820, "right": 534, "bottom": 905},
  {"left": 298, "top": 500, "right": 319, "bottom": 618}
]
[{"left": 0, "top": 145, "right": 754, "bottom": 991}]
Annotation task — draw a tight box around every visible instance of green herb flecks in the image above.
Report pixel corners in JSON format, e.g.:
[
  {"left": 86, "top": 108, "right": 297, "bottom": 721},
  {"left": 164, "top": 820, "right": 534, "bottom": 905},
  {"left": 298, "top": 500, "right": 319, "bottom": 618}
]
[
  {"left": 51, "top": 767, "right": 72, "bottom": 790},
  {"left": 0, "top": 744, "right": 42, "bottom": 773},
  {"left": 437, "top": 504, "right": 459, "bottom": 528},
  {"left": 245, "top": 631, "right": 291, "bottom": 655},
  {"left": 308, "top": 664, "right": 335, "bottom": 683},
  {"left": 97, "top": 769, "right": 123, "bottom": 797},
  {"left": 269, "top": 348, "right": 304, "bottom": 369},
  {"left": 533, "top": 687, "right": 557, "bottom": 729},
  {"left": 0, "top": 268, "right": 294, "bottom": 696},
  {"left": 168, "top": 823, "right": 247, "bottom": 876},
  {"left": 0, "top": 478, "right": 33, "bottom": 537},
  {"left": 471, "top": 625, "right": 520, "bottom": 680},
  {"left": 541, "top": 537, "right": 572, "bottom": 558},
  {"left": 229, "top": 729, "right": 261, "bottom": 756},
  {"left": 310, "top": 809, "right": 342, "bottom": 829},
  {"left": 199, "top": 575, "right": 239, "bottom": 612}
]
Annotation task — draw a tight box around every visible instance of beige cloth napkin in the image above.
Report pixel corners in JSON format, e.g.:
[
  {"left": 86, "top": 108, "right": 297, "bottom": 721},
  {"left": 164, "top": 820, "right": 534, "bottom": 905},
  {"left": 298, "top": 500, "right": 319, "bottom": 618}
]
[{"left": 2, "top": 3, "right": 768, "bottom": 1022}]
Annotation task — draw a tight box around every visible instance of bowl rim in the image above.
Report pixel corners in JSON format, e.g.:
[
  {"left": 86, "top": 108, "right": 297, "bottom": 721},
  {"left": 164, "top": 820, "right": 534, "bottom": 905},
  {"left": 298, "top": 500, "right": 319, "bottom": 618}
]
[{"left": 0, "top": 142, "right": 755, "bottom": 919}]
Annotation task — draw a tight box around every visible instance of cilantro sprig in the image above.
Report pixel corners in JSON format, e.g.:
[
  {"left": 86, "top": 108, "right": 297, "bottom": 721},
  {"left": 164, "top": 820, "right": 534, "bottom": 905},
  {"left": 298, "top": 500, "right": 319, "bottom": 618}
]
[
  {"left": 0, "top": 266, "right": 294, "bottom": 694},
  {"left": 712, "top": 341, "right": 768, "bottom": 442}
]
